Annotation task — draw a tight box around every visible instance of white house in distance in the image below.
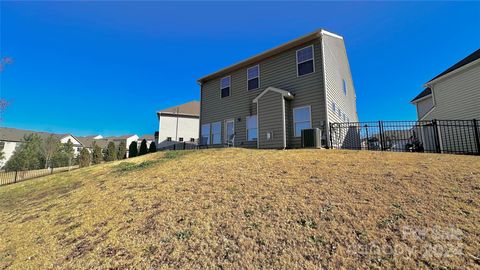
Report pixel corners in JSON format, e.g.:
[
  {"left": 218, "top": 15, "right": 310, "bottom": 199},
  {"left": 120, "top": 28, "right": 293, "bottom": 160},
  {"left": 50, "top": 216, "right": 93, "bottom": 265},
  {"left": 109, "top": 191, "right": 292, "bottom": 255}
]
[
  {"left": 0, "top": 127, "right": 83, "bottom": 168},
  {"left": 156, "top": 101, "right": 200, "bottom": 147}
]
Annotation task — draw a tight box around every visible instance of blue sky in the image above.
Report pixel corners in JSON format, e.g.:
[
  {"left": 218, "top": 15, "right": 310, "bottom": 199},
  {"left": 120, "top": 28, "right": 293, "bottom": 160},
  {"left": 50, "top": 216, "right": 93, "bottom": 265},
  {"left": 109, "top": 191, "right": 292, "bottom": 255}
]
[{"left": 1, "top": 1, "right": 479, "bottom": 136}]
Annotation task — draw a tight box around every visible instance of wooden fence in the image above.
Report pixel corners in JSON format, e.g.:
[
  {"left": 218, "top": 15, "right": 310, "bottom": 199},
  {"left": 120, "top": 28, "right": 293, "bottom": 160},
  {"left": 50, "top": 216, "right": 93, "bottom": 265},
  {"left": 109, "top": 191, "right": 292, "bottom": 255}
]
[{"left": 0, "top": 165, "right": 79, "bottom": 186}]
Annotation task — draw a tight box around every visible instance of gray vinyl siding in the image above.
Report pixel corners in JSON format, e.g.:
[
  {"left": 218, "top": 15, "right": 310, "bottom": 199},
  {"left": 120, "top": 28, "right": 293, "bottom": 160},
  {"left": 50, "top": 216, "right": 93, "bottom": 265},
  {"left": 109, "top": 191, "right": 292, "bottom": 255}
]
[
  {"left": 425, "top": 62, "right": 480, "bottom": 120},
  {"left": 417, "top": 63, "right": 480, "bottom": 154},
  {"left": 323, "top": 34, "right": 358, "bottom": 124},
  {"left": 200, "top": 38, "right": 326, "bottom": 148},
  {"left": 415, "top": 96, "right": 434, "bottom": 120},
  {"left": 258, "top": 91, "right": 285, "bottom": 148}
]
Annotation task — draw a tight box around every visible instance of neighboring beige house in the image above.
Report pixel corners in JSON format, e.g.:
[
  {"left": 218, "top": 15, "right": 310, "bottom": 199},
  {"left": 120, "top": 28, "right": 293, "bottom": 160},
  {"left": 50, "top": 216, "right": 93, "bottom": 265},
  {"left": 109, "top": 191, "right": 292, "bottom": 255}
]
[
  {"left": 156, "top": 101, "right": 200, "bottom": 147},
  {"left": 411, "top": 48, "right": 480, "bottom": 120},
  {"left": 197, "top": 29, "right": 358, "bottom": 149},
  {"left": 411, "top": 48, "right": 480, "bottom": 154},
  {"left": 0, "top": 127, "right": 83, "bottom": 168}
]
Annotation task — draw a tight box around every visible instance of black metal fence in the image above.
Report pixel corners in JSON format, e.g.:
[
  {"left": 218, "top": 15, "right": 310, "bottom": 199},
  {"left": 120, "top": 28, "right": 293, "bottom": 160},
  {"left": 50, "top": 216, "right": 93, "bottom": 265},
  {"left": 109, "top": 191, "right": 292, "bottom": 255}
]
[
  {"left": 0, "top": 165, "right": 79, "bottom": 186},
  {"left": 329, "top": 119, "right": 480, "bottom": 155},
  {"left": 157, "top": 142, "right": 199, "bottom": 151}
]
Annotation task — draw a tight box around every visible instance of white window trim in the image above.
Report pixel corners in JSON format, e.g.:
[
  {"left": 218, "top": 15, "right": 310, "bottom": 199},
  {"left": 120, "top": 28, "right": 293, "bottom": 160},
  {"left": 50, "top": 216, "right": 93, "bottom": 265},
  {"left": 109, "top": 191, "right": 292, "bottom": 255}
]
[
  {"left": 220, "top": 75, "right": 231, "bottom": 98},
  {"left": 342, "top": 79, "right": 347, "bottom": 96},
  {"left": 296, "top": 45, "right": 315, "bottom": 77},
  {"left": 224, "top": 119, "right": 235, "bottom": 144},
  {"left": 247, "top": 65, "right": 260, "bottom": 91},
  {"left": 246, "top": 115, "right": 258, "bottom": 141},
  {"left": 293, "top": 105, "right": 312, "bottom": 137}
]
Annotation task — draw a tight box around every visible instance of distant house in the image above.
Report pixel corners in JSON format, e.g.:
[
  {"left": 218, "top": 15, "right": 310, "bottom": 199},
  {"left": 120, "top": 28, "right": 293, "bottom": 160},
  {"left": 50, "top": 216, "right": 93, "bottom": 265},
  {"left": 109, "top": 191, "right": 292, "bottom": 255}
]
[
  {"left": 103, "top": 135, "right": 139, "bottom": 157},
  {"left": 156, "top": 101, "right": 200, "bottom": 147},
  {"left": 411, "top": 49, "right": 480, "bottom": 154},
  {"left": 197, "top": 29, "right": 358, "bottom": 149},
  {"left": 0, "top": 127, "right": 83, "bottom": 168},
  {"left": 138, "top": 135, "right": 155, "bottom": 147},
  {"left": 76, "top": 136, "right": 110, "bottom": 151},
  {"left": 411, "top": 48, "right": 480, "bottom": 120}
]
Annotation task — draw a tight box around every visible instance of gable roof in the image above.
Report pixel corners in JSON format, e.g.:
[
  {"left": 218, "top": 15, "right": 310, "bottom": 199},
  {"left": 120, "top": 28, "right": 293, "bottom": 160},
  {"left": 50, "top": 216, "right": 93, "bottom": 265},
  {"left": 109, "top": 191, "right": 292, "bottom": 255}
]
[
  {"left": 157, "top": 101, "right": 200, "bottom": 117},
  {"left": 197, "top": 29, "right": 343, "bottom": 83},
  {"left": 411, "top": 87, "right": 432, "bottom": 103},
  {"left": 138, "top": 135, "right": 155, "bottom": 141},
  {"left": 77, "top": 137, "right": 110, "bottom": 149},
  {"left": 0, "top": 127, "right": 73, "bottom": 143},
  {"left": 252, "top": 87, "right": 294, "bottom": 103},
  {"left": 426, "top": 48, "right": 480, "bottom": 84}
]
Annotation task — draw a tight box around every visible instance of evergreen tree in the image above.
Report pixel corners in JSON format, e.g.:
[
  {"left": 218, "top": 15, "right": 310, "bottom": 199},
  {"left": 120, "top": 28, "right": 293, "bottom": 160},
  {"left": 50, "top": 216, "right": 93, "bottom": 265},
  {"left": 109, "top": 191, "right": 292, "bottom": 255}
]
[
  {"left": 128, "top": 141, "right": 138, "bottom": 158},
  {"left": 117, "top": 141, "right": 127, "bottom": 160},
  {"left": 138, "top": 139, "right": 148, "bottom": 156},
  {"left": 4, "top": 134, "right": 43, "bottom": 171},
  {"left": 104, "top": 141, "right": 117, "bottom": 162},
  {"left": 78, "top": 148, "right": 91, "bottom": 167},
  {"left": 51, "top": 139, "right": 75, "bottom": 167},
  {"left": 149, "top": 141, "right": 157, "bottom": 153},
  {"left": 92, "top": 143, "right": 103, "bottom": 164}
]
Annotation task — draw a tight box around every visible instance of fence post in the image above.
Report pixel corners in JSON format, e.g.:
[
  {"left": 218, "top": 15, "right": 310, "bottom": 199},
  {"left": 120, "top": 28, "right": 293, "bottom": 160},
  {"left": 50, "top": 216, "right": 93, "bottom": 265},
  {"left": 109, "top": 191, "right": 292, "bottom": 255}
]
[
  {"left": 378, "top": 121, "right": 384, "bottom": 151},
  {"left": 183, "top": 142, "right": 186, "bottom": 150},
  {"left": 51, "top": 167, "right": 54, "bottom": 174},
  {"left": 329, "top": 123, "right": 333, "bottom": 149},
  {"left": 365, "top": 124, "right": 370, "bottom": 150},
  {"left": 432, "top": 119, "right": 441, "bottom": 153},
  {"left": 14, "top": 171, "right": 18, "bottom": 183},
  {"left": 173, "top": 144, "right": 176, "bottom": 150},
  {"left": 473, "top": 119, "right": 480, "bottom": 156}
]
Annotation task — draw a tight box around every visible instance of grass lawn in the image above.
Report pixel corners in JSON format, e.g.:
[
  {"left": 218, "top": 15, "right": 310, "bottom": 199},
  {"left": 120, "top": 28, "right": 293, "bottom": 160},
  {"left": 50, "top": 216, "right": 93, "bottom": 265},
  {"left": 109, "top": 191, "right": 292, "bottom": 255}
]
[{"left": 0, "top": 149, "right": 479, "bottom": 269}]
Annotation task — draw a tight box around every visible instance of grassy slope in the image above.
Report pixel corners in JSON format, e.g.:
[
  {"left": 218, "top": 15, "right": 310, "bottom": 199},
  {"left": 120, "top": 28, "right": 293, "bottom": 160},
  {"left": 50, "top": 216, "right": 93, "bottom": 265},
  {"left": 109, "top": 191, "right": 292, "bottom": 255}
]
[{"left": 0, "top": 149, "right": 479, "bottom": 269}]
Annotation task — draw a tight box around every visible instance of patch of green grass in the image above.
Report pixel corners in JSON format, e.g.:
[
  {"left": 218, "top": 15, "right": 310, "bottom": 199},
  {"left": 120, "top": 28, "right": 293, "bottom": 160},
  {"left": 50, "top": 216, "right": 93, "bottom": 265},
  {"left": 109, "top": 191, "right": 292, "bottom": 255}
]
[
  {"left": 114, "top": 161, "right": 159, "bottom": 172},
  {"left": 164, "top": 150, "right": 191, "bottom": 160},
  {"left": 175, "top": 230, "right": 192, "bottom": 240}
]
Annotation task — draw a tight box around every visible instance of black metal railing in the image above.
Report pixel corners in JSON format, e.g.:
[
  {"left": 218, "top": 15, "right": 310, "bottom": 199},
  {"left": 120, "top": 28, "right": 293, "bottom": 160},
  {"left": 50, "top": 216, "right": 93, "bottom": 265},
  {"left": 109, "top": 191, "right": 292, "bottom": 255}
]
[
  {"left": 329, "top": 119, "right": 480, "bottom": 155},
  {"left": 157, "top": 142, "right": 199, "bottom": 151}
]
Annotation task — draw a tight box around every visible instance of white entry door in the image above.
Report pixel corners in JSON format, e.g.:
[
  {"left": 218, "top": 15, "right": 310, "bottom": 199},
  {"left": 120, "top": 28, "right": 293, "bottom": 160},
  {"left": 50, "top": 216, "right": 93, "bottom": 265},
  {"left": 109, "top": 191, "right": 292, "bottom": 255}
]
[{"left": 225, "top": 119, "right": 235, "bottom": 146}]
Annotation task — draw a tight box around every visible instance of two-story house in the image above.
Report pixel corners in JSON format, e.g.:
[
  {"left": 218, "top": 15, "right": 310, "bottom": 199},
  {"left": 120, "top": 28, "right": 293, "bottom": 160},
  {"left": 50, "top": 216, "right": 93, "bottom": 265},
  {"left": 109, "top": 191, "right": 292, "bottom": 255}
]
[
  {"left": 197, "top": 29, "right": 358, "bottom": 149},
  {"left": 156, "top": 101, "right": 200, "bottom": 148},
  {"left": 411, "top": 48, "right": 480, "bottom": 121}
]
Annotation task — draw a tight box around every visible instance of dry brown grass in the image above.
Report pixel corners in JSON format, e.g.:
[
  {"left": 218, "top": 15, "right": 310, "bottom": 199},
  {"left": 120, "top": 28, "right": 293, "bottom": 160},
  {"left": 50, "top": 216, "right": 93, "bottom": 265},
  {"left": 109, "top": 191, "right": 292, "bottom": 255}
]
[{"left": 0, "top": 148, "right": 479, "bottom": 269}]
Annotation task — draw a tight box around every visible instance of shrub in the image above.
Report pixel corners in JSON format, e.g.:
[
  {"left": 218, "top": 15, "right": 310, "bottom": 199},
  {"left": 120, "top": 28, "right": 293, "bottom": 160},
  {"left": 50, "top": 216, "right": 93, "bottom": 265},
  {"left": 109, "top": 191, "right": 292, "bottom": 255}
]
[
  {"left": 117, "top": 141, "right": 127, "bottom": 160},
  {"left": 78, "top": 148, "right": 91, "bottom": 167},
  {"left": 138, "top": 139, "right": 148, "bottom": 156},
  {"left": 149, "top": 142, "right": 157, "bottom": 153},
  {"left": 128, "top": 141, "right": 138, "bottom": 158},
  {"left": 92, "top": 143, "right": 103, "bottom": 164},
  {"left": 104, "top": 141, "right": 117, "bottom": 162}
]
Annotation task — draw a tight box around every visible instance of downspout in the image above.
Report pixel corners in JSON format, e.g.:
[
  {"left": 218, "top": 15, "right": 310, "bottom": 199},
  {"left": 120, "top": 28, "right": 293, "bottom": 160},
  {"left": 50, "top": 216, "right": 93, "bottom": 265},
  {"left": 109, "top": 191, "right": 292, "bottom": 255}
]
[
  {"left": 282, "top": 96, "right": 287, "bottom": 149},
  {"left": 198, "top": 81, "right": 203, "bottom": 144},
  {"left": 320, "top": 32, "right": 330, "bottom": 148}
]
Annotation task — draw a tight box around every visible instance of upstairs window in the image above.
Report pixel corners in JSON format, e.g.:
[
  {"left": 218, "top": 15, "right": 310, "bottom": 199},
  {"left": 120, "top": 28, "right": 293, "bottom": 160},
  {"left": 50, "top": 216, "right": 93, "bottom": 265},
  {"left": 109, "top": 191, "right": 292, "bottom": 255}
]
[
  {"left": 212, "top": 122, "right": 222, "bottom": 144},
  {"left": 331, "top": 102, "right": 336, "bottom": 112},
  {"left": 338, "top": 108, "right": 342, "bottom": 118},
  {"left": 166, "top": 137, "right": 172, "bottom": 142},
  {"left": 296, "top": 45, "right": 314, "bottom": 76},
  {"left": 179, "top": 137, "right": 184, "bottom": 142},
  {"left": 247, "top": 65, "right": 260, "bottom": 90},
  {"left": 246, "top": 115, "right": 258, "bottom": 141},
  {"left": 190, "top": 138, "right": 195, "bottom": 142},
  {"left": 342, "top": 79, "right": 347, "bottom": 95},
  {"left": 220, "top": 76, "right": 231, "bottom": 98},
  {"left": 293, "top": 106, "right": 311, "bottom": 137}
]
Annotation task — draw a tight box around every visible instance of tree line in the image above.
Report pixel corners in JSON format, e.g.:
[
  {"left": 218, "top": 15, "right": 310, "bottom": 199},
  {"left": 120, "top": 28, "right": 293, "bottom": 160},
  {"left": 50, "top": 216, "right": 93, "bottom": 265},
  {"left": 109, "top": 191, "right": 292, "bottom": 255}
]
[{"left": 1, "top": 135, "right": 157, "bottom": 171}]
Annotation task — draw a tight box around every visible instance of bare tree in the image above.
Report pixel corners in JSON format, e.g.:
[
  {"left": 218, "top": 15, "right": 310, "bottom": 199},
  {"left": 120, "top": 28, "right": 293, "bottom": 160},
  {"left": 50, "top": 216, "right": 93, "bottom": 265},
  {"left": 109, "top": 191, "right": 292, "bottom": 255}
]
[
  {"left": 41, "top": 135, "right": 59, "bottom": 168},
  {"left": 0, "top": 57, "right": 13, "bottom": 121}
]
